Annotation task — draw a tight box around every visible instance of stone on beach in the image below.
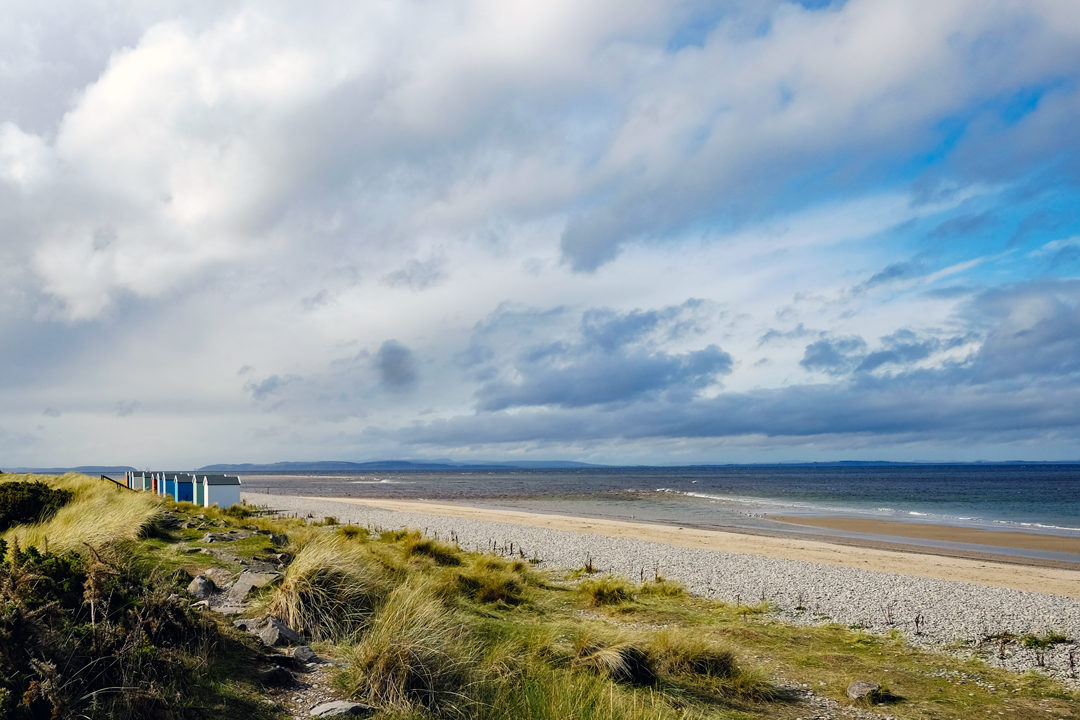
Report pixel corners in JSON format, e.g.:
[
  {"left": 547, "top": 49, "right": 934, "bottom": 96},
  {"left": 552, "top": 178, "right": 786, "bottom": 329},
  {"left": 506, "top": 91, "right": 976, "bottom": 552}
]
[
  {"left": 309, "top": 700, "right": 376, "bottom": 717},
  {"left": 846, "top": 680, "right": 881, "bottom": 701},
  {"left": 186, "top": 574, "right": 217, "bottom": 600}
]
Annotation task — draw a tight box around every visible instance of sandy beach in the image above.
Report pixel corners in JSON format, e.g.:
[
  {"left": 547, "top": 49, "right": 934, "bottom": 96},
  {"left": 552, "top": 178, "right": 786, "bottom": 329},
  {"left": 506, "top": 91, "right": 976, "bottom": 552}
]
[
  {"left": 248, "top": 491, "right": 1080, "bottom": 683},
  {"left": 308, "top": 495, "right": 1080, "bottom": 598},
  {"left": 770, "top": 515, "right": 1080, "bottom": 555}
]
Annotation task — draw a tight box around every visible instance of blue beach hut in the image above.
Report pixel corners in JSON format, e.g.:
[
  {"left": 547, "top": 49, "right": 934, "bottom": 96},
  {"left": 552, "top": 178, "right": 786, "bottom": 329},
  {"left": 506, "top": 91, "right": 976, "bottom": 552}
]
[{"left": 176, "top": 474, "right": 194, "bottom": 503}]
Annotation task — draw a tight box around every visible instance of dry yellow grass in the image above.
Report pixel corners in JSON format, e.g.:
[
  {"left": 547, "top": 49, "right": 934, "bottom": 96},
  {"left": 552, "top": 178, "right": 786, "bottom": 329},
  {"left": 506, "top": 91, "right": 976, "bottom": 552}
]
[
  {"left": 264, "top": 534, "right": 390, "bottom": 640},
  {"left": 1, "top": 472, "right": 162, "bottom": 552}
]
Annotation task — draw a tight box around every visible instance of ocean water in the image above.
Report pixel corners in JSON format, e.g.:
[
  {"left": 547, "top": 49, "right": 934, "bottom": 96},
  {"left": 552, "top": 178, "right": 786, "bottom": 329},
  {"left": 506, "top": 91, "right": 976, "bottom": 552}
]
[{"left": 240, "top": 464, "right": 1080, "bottom": 541}]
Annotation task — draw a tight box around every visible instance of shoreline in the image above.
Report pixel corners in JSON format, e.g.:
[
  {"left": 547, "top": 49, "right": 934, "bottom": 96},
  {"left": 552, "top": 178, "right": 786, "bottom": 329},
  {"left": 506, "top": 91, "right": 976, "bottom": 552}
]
[
  {"left": 293, "top": 495, "right": 1080, "bottom": 598},
  {"left": 250, "top": 491, "right": 1080, "bottom": 685},
  {"left": 769, "top": 514, "right": 1080, "bottom": 555}
]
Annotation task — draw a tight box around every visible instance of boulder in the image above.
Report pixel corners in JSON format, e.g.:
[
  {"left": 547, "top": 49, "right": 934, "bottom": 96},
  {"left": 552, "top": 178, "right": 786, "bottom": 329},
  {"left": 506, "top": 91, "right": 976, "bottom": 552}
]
[
  {"left": 268, "top": 533, "right": 289, "bottom": 546},
  {"left": 846, "top": 680, "right": 882, "bottom": 701},
  {"left": 309, "top": 700, "right": 376, "bottom": 718},
  {"left": 186, "top": 575, "right": 217, "bottom": 600},
  {"left": 259, "top": 666, "right": 295, "bottom": 687},
  {"left": 226, "top": 570, "right": 280, "bottom": 602},
  {"left": 293, "top": 645, "right": 319, "bottom": 663},
  {"left": 257, "top": 617, "right": 301, "bottom": 647}
]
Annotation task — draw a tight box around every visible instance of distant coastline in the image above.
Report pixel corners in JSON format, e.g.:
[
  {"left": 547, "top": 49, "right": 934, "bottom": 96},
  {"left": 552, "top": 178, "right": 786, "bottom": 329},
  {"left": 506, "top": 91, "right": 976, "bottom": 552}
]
[{"left": 11, "top": 458, "right": 1080, "bottom": 474}]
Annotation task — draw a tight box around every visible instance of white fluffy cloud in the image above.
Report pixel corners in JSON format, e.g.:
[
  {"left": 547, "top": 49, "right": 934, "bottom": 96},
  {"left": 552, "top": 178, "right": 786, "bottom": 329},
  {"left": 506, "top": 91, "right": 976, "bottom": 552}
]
[{"left": 2, "top": 0, "right": 1080, "bottom": 465}]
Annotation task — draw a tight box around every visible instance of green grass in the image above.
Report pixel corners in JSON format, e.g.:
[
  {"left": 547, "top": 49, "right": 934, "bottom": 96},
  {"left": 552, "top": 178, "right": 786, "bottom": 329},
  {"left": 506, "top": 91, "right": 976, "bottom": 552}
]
[
  {"left": 4, "top": 473, "right": 1080, "bottom": 720},
  {"left": 263, "top": 534, "right": 389, "bottom": 641},
  {"left": 579, "top": 575, "right": 636, "bottom": 607}
]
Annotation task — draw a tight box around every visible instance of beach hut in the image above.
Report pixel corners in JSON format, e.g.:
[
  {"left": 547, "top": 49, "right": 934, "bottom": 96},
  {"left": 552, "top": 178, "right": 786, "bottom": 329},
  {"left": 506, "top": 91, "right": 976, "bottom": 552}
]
[
  {"left": 164, "top": 474, "right": 178, "bottom": 500},
  {"left": 195, "top": 474, "right": 241, "bottom": 508},
  {"left": 176, "top": 473, "right": 195, "bottom": 503}
]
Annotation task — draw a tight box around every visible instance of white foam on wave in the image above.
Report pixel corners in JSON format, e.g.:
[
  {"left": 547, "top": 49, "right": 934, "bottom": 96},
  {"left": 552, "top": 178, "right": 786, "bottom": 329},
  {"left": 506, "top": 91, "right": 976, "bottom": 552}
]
[{"left": 651, "top": 488, "right": 1080, "bottom": 535}]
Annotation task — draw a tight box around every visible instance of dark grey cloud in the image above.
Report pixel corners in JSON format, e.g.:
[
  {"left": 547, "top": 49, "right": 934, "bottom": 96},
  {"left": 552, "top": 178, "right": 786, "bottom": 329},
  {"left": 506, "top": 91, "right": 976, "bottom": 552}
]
[
  {"left": 581, "top": 298, "right": 707, "bottom": 352},
  {"left": 387, "top": 377, "right": 1080, "bottom": 448},
  {"left": 965, "top": 282, "right": 1080, "bottom": 382},
  {"left": 42, "top": 408, "right": 61, "bottom": 418},
  {"left": 387, "top": 280, "right": 1080, "bottom": 452},
  {"left": 375, "top": 340, "right": 418, "bottom": 391},
  {"left": 477, "top": 345, "right": 732, "bottom": 411},
  {"left": 462, "top": 299, "right": 727, "bottom": 410},
  {"left": 856, "top": 330, "right": 939, "bottom": 373},
  {"left": 800, "top": 336, "right": 866, "bottom": 375}
]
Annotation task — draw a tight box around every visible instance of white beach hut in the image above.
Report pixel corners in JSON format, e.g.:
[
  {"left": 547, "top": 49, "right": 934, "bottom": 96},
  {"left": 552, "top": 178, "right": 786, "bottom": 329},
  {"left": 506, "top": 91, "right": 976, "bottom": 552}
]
[{"left": 193, "top": 473, "right": 242, "bottom": 508}]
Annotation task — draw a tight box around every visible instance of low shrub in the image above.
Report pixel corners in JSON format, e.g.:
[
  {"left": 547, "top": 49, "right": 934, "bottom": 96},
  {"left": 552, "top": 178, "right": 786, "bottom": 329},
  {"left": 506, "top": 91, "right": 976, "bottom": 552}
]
[
  {"left": 639, "top": 576, "right": 686, "bottom": 598},
  {"left": 403, "top": 532, "right": 462, "bottom": 566},
  {"left": 579, "top": 575, "right": 635, "bottom": 607},
  {"left": 576, "top": 642, "right": 657, "bottom": 686},
  {"left": 0, "top": 540, "right": 223, "bottom": 719},
  {"left": 647, "top": 630, "right": 737, "bottom": 678},
  {"left": 0, "top": 481, "right": 73, "bottom": 532},
  {"left": 224, "top": 503, "right": 255, "bottom": 519},
  {"left": 457, "top": 565, "right": 525, "bottom": 605}
]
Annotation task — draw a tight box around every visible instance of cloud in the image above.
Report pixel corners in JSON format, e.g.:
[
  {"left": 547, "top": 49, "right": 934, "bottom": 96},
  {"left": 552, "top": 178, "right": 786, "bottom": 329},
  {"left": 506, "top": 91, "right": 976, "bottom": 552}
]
[
  {"left": 113, "top": 400, "right": 139, "bottom": 417},
  {"left": 245, "top": 374, "right": 299, "bottom": 401},
  {"left": 381, "top": 258, "right": 446, "bottom": 291},
  {"left": 581, "top": 298, "right": 709, "bottom": 351},
  {"left": 477, "top": 344, "right": 732, "bottom": 410},
  {"left": 800, "top": 336, "right": 867, "bottom": 374},
  {"left": 758, "top": 322, "right": 816, "bottom": 346},
  {"left": 375, "top": 340, "right": 419, "bottom": 391},
  {"left": 3, "top": 3, "right": 1080, "bottom": 465},
  {"left": 855, "top": 330, "right": 939, "bottom": 373}
]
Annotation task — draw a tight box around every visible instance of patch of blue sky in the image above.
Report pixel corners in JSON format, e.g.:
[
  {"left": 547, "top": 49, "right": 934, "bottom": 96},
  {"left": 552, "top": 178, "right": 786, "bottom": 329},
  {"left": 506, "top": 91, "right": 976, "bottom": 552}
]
[
  {"left": 665, "top": 7, "right": 727, "bottom": 52},
  {"left": 891, "top": 81, "right": 1071, "bottom": 188}
]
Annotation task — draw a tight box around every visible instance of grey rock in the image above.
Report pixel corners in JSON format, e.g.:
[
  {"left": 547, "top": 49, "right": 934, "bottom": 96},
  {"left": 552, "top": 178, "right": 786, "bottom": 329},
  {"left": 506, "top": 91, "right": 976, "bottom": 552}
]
[
  {"left": 187, "top": 575, "right": 217, "bottom": 600},
  {"left": 205, "top": 567, "right": 236, "bottom": 585},
  {"left": 293, "top": 645, "right": 319, "bottom": 663},
  {"left": 260, "top": 666, "right": 295, "bottom": 687},
  {"left": 201, "top": 532, "right": 230, "bottom": 543},
  {"left": 846, "top": 680, "right": 881, "bottom": 701},
  {"left": 227, "top": 570, "right": 281, "bottom": 601},
  {"left": 309, "top": 700, "right": 375, "bottom": 718},
  {"left": 268, "top": 533, "right": 289, "bottom": 546},
  {"left": 258, "top": 617, "right": 301, "bottom": 647}
]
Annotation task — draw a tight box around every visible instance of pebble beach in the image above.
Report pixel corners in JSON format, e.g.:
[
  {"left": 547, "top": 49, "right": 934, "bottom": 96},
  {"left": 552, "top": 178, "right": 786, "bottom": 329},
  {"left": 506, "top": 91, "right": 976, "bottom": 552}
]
[{"left": 247, "top": 492, "right": 1080, "bottom": 686}]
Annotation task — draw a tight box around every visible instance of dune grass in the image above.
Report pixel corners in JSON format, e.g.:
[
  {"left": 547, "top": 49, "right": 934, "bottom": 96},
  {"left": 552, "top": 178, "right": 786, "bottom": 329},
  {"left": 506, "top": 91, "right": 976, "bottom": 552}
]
[
  {"left": 339, "top": 580, "right": 480, "bottom": 714},
  {"left": 264, "top": 534, "right": 389, "bottom": 641},
  {"left": 1, "top": 473, "right": 162, "bottom": 553},
  {"left": 4, "top": 473, "right": 1080, "bottom": 720},
  {"left": 578, "top": 574, "right": 637, "bottom": 607}
]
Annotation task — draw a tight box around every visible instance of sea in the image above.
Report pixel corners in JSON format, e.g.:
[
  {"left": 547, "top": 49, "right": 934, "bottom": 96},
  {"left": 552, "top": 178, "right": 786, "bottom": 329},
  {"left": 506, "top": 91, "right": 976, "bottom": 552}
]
[{"left": 239, "top": 464, "right": 1080, "bottom": 564}]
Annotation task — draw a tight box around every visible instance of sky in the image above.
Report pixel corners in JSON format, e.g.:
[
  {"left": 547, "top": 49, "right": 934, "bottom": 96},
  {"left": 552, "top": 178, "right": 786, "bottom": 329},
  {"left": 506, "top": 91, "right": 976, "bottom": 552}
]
[{"left": 3, "top": 0, "right": 1080, "bottom": 468}]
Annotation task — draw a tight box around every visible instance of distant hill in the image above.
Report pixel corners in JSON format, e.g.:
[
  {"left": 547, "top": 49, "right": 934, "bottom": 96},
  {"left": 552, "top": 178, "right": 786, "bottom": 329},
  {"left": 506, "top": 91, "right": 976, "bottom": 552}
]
[
  {"left": 6, "top": 465, "right": 138, "bottom": 474},
  {"left": 197, "top": 459, "right": 602, "bottom": 472}
]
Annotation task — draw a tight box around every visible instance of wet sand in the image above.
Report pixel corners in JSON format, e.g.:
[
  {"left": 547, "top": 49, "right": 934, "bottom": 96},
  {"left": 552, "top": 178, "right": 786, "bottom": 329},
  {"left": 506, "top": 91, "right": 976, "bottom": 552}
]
[
  {"left": 310, "top": 496, "right": 1080, "bottom": 598},
  {"left": 770, "top": 515, "right": 1080, "bottom": 555}
]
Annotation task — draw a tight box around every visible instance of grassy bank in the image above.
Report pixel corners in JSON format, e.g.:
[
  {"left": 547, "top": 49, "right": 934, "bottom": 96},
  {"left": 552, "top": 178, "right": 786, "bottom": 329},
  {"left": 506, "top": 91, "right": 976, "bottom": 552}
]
[{"left": 1, "top": 472, "right": 1077, "bottom": 719}]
